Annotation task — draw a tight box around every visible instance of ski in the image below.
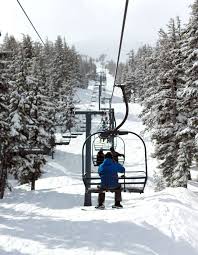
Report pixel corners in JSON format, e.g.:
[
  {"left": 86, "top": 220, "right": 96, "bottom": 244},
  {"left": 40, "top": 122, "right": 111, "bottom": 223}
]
[{"left": 81, "top": 207, "right": 123, "bottom": 211}]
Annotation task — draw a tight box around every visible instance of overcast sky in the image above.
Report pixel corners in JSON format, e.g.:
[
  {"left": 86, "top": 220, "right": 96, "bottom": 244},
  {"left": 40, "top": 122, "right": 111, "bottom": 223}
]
[{"left": 0, "top": 0, "right": 195, "bottom": 60}]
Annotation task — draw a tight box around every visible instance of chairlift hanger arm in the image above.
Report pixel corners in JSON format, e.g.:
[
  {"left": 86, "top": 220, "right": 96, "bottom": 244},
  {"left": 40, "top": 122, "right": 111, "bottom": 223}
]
[
  {"left": 109, "top": 0, "right": 130, "bottom": 132},
  {"left": 113, "top": 85, "right": 129, "bottom": 132}
]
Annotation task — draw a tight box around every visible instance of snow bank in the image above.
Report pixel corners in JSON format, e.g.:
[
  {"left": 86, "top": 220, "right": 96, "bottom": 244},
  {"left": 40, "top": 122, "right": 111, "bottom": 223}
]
[{"left": 1, "top": 181, "right": 198, "bottom": 255}]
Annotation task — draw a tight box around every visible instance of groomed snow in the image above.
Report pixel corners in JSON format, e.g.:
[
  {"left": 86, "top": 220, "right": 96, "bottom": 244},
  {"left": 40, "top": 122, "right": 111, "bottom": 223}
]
[{"left": 0, "top": 67, "right": 198, "bottom": 255}]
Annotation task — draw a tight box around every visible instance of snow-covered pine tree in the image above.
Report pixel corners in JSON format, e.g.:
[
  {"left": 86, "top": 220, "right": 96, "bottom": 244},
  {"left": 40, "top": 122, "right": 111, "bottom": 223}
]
[
  {"left": 67, "top": 45, "right": 81, "bottom": 85},
  {"left": 153, "top": 170, "right": 166, "bottom": 192},
  {"left": 116, "top": 62, "right": 125, "bottom": 84},
  {"left": 168, "top": 17, "right": 193, "bottom": 187},
  {"left": 42, "top": 36, "right": 82, "bottom": 140},
  {"left": 35, "top": 42, "right": 56, "bottom": 153},
  {"left": 131, "top": 42, "right": 176, "bottom": 189},
  {"left": 43, "top": 39, "right": 55, "bottom": 98},
  {"left": 33, "top": 41, "right": 56, "bottom": 146},
  {"left": 8, "top": 44, "right": 32, "bottom": 182},
  {"left": 121, "top": 64, "right": 131, "bottom": 102},
  {"left": 134, "top": 45, "right": 153, "bottom": 102},
  {"left": 178, "top": 0, "right": 198, "bottom": 174},
  {"left": 105, "top": 60, "right": 116, "bottom": 76},
  {"left": 51, "top": 36, "right": 65, "bottom": 100},
  {"left": 123, "top": 50, "right": 136, "bottom": 102},
  {"left": 0, "top": 50, "right": 11, "bottom": 198},
  {"left": 2, "top": 35, "right": 19, "bottom": 83},
  {"left": 2, "top": 34, "right": 18, "bottom": 52},
  {"left": 48, "top": 37, "right": 67, "bottom": 133},
  {"left": 65, "top": 98, "right": 76, "bottom": 132},
  {"left": 7, "top": 37, "right": 43, "bottom": 188},
  {"left": 151, "top": 24, "right": 177, "bottom": 187},
  {"left": 24, "top": 42, "right": 57, "bottom": 189},
  {"left": 139, "top": 46, "right": 160, "bottom": 133},
  {"left": 87, "top": 57, "right": 96, "bottom": 81},
  {"left": 196, "top": 134, "right": 198, "bottom": 163},
  {"left": 151, "top": 18, "right": 189, "bottom": 187},
  {"left": 78, "top": 55, "right": 97, "bottom": 88},
  {"left": 78, "top": 55, "right": 89, "bottom": 88}
]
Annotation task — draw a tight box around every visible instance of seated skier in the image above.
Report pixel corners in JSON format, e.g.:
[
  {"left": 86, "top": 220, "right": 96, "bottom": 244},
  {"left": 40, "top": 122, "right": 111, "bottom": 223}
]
[
  {"left": 96, "top": 148, "right": 105, "bottom": 166},
  {"left": 96, "top": 152, "right": 125, "bottom": 209},
  {"left": 110, "top": 147, "right": 125, "bottom": 163}
]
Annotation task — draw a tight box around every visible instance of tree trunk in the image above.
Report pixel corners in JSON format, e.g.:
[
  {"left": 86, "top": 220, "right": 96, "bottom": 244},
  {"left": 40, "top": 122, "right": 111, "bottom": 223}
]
[
  {"left": 31, "top": 174, "right": 36, "bottom": 190},
  {"left": 0, "top": 169, "right": 6, "bottom": 199}
]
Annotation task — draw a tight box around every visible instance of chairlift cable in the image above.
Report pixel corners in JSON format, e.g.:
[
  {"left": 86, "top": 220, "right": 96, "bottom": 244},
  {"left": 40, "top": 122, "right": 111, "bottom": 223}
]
[
  {"left": 112, "top": 0, "right": 129, "bottom": 89},
  {"left": 16, "top": 0, "right": 45, "bottom": 46}
]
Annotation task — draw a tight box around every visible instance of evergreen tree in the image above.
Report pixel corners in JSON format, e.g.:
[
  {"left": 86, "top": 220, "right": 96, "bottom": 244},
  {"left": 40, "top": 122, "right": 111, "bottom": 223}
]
[
  {"left": 2, "top": 34, "right": 18, "bottom": 52},
  {"left": 152, "top": 19, "right": 188, "bottom": 187},
  {"left": 79, "top": 55, "right": 96, "bottom": 88},
  {"left": 105, "top": 60, "right": 116, "bottom": 76},
  {"left": 0, "top": 51, "right": 11, "bottom": 198},
  {"left": 138, "top": 19, "right": 189, "bottom": 187},
  {"left": 139, "top": 46, "right": 160, "bottom": 132},
  {"left": 123, "top": 50, "right": 139, "bottom": 102},
  {"left": 0, "top": 33, "right": 94, "bottom": 193},
  {"left": 178, "top": 0, "right": 198, "bottom": 175},
  {"left": 8, "top": 38, "right": 43, "bottom": 187},
  {"left": 8, "top": 45, "right": 31, "bottom": 180}
]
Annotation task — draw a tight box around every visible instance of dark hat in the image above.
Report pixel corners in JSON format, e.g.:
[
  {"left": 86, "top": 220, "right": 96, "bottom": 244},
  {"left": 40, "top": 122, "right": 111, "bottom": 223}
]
[{"left": 105, "top": 152, "right": 113, "bottom": 159}]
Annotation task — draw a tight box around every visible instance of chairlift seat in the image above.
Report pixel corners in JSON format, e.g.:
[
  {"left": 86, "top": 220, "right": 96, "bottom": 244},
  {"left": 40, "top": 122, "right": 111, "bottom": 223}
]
[
  {"left": 12, "top": 148, "right": 51, "bottom": 156},
  {"left": 55, "top": 141, "right": 70, "bottom": 145},
  {"left": 87, "top": 187, "right": 144, "bottom": 194},
  {"left": 94, "top": 138, "right": 117, "bottom": 151},
  {"left": 71, "top": 132, "right": 83, "bottom": 135},
  {"left": 83, "top": 172, "right": 146, "bottom": 194},
  {"left": 62, "top": 135, "right": 77, "bottom": 138}
]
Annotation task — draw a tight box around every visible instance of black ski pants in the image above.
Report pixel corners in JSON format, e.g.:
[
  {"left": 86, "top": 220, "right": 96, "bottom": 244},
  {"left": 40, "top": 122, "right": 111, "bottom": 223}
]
[{"left": 98, "top": 186, "right": 122, "bottom": 205}]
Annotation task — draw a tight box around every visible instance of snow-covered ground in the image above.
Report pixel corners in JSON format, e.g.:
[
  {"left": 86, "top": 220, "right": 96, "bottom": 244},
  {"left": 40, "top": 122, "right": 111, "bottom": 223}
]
[{"left": 0, "top": 67, "right": 198, "bottom": 255}]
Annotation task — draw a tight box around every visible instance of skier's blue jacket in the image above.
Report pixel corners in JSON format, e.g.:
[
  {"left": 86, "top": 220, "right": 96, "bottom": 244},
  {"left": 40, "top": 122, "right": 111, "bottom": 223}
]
[{"left": 98, "top": 158, "right": 125, "bottom": 189}]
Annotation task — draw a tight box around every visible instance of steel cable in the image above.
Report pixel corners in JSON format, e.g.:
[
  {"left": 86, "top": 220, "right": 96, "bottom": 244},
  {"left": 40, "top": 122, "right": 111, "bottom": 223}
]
[
  {"left": 109, "top": 0, "right": 129, "bottom": 132},
  {"left": 16, "top": 0, "right": 45, "bottom": 46}
]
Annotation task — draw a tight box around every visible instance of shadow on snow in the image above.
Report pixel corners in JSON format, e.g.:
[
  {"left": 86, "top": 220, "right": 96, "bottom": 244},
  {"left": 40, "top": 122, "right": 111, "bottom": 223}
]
[{"left": 0, "top": 209, "right": 197, "bottom": 255}]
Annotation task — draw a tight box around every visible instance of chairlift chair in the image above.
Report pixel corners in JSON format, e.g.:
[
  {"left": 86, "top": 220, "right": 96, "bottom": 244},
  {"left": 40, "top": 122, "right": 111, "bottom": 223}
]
[
  {"left": 93, "top": 135, "right": 117, "bottom": 151},
  {"left": 55, "top": 132, "right": 71, "bottom": 145},
  {"left": 70, "top": 129, "right": 83, "bottom": 136},
  {"left": 82, "top": 130, "right": 148, "bottom": 195},
  {"left": 79, "top": 123, "right": 86, "bottom": 132},
  {"left": 62, "top": 133, "right": 77, "bottom": 139},
  {"left": 92, "top": 134, "right": 125, "bottom": 166},
  {"left": 70, "top": 124, "right": 83, "bottom": 136}
]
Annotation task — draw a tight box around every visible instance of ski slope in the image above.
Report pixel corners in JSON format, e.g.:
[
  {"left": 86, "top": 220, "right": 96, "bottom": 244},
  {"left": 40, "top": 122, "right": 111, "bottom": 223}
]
[{"left": 0, "top": 68, "right": 198, "bottom": 255}]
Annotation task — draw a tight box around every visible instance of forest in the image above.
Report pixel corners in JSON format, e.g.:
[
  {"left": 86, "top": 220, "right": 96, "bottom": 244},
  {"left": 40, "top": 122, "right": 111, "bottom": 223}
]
[
  {"left": 0, "top": 34, "right": 96, "bottom": 197},
  {"left": 107, "top": 0, "right": 198, "bottom": 189}
]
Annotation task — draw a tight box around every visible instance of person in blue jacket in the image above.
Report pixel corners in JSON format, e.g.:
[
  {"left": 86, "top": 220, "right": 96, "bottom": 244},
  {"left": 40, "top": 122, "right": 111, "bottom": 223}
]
[{"left": 96, "top": 152, "right": 125, "bottom": 209}]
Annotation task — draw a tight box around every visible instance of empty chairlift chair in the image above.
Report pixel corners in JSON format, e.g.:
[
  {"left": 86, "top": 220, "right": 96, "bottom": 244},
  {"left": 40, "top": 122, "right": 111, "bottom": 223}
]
[{"left": 55, "top": 132, "right": 71, "bottom": 145}]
